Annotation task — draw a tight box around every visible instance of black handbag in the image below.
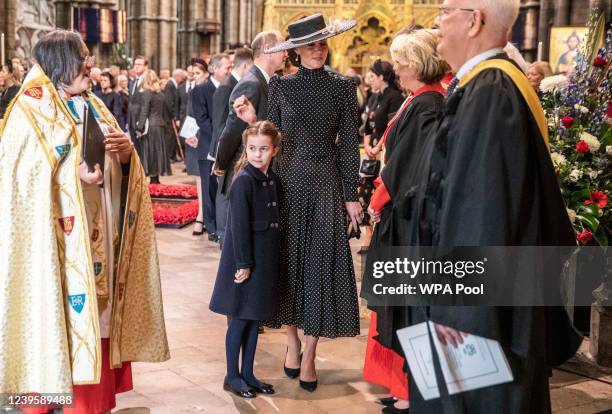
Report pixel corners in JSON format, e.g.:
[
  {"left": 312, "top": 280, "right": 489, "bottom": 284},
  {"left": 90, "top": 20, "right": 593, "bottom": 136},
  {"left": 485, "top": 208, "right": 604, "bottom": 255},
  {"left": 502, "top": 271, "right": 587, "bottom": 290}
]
[{"left": 360, "top": 158, "right": 381, "bottom": 177}]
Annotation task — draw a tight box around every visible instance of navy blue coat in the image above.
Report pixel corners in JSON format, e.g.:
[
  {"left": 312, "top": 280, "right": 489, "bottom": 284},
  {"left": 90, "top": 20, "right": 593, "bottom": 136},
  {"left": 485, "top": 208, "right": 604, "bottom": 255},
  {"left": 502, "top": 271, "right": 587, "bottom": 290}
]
[
  {"left": 209, "top": 164, "right": 280, "bottom": 320},
  {"left": 192, "top": 79, "right": 216, "bottom": 160}
]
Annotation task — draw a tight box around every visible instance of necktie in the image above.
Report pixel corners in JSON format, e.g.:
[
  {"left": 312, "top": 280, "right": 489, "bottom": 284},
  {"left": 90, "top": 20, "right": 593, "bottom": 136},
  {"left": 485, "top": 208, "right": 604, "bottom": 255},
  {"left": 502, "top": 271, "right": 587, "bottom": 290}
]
[{"left": 445, "top": 77, "right": 459, "bottom": 98}]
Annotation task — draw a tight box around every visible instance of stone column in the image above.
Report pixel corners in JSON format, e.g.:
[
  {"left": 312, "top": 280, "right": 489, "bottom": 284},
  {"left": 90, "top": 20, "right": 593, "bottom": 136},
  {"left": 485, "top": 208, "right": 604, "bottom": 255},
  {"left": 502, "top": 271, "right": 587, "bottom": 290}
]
[{"left": 538, "top": 0, "right": 554, "bottom": 63}]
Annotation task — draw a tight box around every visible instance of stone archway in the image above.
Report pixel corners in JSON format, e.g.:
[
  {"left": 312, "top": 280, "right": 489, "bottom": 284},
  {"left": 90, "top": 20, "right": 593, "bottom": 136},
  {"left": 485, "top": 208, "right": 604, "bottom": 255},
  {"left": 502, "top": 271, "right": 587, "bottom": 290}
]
[{"left": 330, "top": 13, "right": 396, "bottom": 75}]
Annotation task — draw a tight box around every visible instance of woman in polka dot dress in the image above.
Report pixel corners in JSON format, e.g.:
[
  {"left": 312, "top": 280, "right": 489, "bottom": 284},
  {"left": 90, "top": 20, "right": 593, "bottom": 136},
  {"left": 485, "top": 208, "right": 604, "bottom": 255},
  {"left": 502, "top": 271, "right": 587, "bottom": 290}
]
[{"left": 234, "top": 14, "right": 363, "bottom": 392}]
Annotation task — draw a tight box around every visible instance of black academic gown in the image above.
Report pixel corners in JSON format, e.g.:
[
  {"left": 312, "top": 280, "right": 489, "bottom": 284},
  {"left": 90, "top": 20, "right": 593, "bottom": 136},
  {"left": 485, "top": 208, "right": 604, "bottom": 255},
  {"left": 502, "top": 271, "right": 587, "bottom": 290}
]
[
  {"left": 392, "top": 58, "right": 582, "bottom": 413},
  {"left": 361, "top": 91, "right": 444, "bottom": 350}
]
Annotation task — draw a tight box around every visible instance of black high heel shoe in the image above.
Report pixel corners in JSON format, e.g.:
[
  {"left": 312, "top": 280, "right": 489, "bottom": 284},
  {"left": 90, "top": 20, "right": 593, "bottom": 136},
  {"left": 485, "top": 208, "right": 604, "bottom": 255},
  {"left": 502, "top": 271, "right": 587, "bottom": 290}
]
[
  {"left": 284, "top": 347, "right": 302, "bottom": 379},
  {"left": 192, "top": 220, "right": 205, "bottom": 236},
  {"left": 223, "top": 377, "right": 256, "bottom": 399},
  {"left": 299, "top": 378, "right": 318, "bottom": 392}
]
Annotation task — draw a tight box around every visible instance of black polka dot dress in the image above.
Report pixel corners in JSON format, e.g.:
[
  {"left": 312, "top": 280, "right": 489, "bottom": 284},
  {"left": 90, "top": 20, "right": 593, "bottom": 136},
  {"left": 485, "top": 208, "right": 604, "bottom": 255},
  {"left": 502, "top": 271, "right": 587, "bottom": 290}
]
[{"left": 265, "top": 66, "right": 361, "bottom": 339}]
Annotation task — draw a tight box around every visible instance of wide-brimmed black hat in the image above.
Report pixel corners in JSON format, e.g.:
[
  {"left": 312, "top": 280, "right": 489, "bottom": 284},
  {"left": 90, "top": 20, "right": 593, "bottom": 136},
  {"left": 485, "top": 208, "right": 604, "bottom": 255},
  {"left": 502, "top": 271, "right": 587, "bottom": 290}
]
[{"left": 265, "top": 13, "right": 356, "bottom": 54}]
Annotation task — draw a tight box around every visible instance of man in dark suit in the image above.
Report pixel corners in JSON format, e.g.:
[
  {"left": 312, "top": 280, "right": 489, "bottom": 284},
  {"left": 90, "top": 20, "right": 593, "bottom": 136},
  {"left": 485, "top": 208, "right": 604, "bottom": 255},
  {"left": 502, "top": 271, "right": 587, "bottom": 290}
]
[
  {"left": 209, "top": 48, "right": 254, "bottom": 246},
  {"left": 163, "top": 68, "right": 186, "bottom": 161},
  {"left": 214, "top": 31, "right": 287, "bottom": 246},
  {"left": 178, "top": 65, "right": 195, "bottom": 125},
  {"left": 128, "top": 55, "right": 148, "bottom": 156},
  {"left": 192, "top": 53, "right": 232, "bottom": 242}
]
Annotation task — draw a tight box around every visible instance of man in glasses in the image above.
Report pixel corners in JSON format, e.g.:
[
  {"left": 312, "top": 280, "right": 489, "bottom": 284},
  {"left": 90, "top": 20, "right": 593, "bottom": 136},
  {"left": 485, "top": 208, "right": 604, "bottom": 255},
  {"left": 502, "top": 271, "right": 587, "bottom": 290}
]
[{"left": 405, "top": 1, "right": 582, "bottom": 412}]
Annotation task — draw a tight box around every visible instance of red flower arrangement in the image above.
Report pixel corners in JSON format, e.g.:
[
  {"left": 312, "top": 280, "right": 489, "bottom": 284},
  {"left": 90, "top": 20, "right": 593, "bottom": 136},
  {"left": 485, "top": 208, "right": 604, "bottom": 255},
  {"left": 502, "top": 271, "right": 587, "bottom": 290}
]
[
  {"left": 584, "top": 190, "right": 608, "bottom": 209},
  {"left": 577, "top": 230, "right": 593, "bottom": 244},
  {"left": 561, "top": 116, "right": 575, "bottom": 128},
  {"left": 149, "top": 184, "right": 197, "bottom": 199},
  {"left": 152, "top": 200, "right": 199, "bottom": 225},
  {"left": 593, "top": 56, "right": 607, "bottom": 67},
  {"left": 575, "top": 140, "right": 590, "bottom": 154}
]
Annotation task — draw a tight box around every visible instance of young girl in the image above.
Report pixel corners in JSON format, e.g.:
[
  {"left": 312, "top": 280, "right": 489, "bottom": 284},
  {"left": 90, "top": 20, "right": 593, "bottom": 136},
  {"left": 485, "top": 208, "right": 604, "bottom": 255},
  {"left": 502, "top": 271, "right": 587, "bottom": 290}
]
[{"left": 209, "top": 120, "right": 282, "bottom": 398}]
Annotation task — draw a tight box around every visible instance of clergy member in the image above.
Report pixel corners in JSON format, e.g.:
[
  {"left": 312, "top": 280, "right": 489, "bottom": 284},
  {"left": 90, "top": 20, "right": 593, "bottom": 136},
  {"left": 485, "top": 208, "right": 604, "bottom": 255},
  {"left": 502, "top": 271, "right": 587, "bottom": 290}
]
[
  {"left": 404, "top": 0, "right": 582, "bottom": 412},
  {"left": 0, "top": 30, "right": 169, "bottom": 414}
]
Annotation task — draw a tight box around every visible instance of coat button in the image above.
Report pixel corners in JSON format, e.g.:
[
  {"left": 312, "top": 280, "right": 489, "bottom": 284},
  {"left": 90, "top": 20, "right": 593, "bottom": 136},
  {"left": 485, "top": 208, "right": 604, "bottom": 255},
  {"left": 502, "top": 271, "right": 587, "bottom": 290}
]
[
  {"left": 267, "top": 203, "right": 271, "bottom": 207},
  {"left": 269, "top": 181, "right": 274, "bottom": 185},
  {"left": 272, "top": 202, "right": 277, "bottom": 206},
  {"left": 262, "top": 182, "right": 267, "bottom": 187}
]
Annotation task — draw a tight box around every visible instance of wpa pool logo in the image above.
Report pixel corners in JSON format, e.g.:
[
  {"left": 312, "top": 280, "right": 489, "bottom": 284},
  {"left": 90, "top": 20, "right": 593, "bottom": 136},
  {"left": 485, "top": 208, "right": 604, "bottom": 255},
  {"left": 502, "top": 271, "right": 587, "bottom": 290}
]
[{"left": 68, "top": 294, "right": 86, "bottom": 313}]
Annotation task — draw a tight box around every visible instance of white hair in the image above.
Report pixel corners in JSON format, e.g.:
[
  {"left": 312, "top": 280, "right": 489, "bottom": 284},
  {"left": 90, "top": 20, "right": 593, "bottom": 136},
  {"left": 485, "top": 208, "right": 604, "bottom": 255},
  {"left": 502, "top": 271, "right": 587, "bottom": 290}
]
[{"left": 475, "top": 0, "right": 520, "bottom": 32}]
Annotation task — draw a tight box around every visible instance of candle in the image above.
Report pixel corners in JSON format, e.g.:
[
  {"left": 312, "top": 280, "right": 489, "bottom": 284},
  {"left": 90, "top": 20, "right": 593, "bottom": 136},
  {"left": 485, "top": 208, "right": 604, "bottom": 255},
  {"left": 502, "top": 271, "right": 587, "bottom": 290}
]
[
  {"left": 1, "top": 33, "right": 5, "bottom": 66},
  {"left": 537, "top": 41, "right": 543, "bottom": 62}
]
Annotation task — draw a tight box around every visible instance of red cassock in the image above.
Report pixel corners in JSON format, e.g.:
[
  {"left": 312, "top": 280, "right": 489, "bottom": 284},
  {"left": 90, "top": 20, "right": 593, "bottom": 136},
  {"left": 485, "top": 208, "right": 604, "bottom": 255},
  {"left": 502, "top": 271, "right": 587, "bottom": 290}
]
[{"left": 21, "top": 339, "right": 133, "bottom": 414}]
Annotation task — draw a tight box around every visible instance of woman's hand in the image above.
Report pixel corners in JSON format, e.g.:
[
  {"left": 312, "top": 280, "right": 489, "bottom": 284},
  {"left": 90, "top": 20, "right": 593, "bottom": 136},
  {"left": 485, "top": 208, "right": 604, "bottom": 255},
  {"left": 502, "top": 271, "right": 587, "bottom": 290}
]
[
  {"left": 367, "top": 206, "right": 381, "bottom": 224},
  {"left": 234, "top": 268, "right": 252, "bottom": 284},
  {"left": 78, "top": 162, "right": 103, "bottom": 185},
  {"left": 212, "top": 162, "right": 225, "bottom": 176},
  {"left": 233, "top": 95, "right": 257, "bottom": 124},
  {"left": 186, "top": 136, "right": 198, "bottom": 148},
  {"left": 346, "top": 201, "right": 363, "bottom": 231},
  {"left": 104, "top": 125, "right": 132, "bottom": 164},
  {"left": 370, "top": 143, "right": 381, "bottom": 157},
  {"left": 434, "top": 323, "right": 468, "bottom": 348}
]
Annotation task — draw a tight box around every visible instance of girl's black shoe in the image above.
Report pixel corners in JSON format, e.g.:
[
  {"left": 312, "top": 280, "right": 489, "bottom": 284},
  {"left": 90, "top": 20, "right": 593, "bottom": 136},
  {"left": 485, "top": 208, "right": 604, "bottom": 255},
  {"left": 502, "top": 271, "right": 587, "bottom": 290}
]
[
  {"left": 299, "top": 378, "right": 318, "bottom": 392},
  {"left": 380, "top": 397, "right": 398, "bottom": 406},
  {"left": 248, "top": 382, "right": 275, "bottom": 394},
  {"left": 284, "top": 347, "right": 302, "bottom": 379},
  {"left": 223, "top": 377, "right": 256, "bottom": 399}
]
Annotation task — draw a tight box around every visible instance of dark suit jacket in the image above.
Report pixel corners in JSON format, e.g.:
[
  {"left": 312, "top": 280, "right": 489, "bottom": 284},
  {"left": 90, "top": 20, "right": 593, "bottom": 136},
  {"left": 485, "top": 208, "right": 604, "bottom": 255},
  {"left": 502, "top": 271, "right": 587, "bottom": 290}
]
[
  {"left": 209, "top": 74, "right": 238, "bottom": 159},
  {"left": 192, "top": 79, "right": 216, "bottom": 160},
  {"left": 163, "top": 79, "right": 179, "bottom": 120},
  {"left": 216, "top": 66, "right": 270, "bottom": 192},
  {"left": 128, "top": 77, "right": 143, "bottom": 134},
  {"left": 179, "top": 81, "right": 194, "bottom": 124}
]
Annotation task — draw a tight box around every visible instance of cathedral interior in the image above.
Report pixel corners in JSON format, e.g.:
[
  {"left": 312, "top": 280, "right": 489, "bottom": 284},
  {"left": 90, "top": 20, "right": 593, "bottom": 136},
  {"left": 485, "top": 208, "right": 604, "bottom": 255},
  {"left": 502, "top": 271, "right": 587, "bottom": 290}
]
[{"left": 1, "top": 0, "right": 608, "bottom": 74}]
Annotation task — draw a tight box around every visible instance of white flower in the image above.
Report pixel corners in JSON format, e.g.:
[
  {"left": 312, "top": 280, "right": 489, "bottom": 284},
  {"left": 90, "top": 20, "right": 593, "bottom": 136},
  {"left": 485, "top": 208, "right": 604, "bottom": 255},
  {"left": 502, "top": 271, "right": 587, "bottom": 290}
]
[
  {"left": 607, "top": 145, "right": 612, "bottom": 155},
  {"left": 574, "top": 104, "right": 589, "bottom": 114},
  {"left": 567, "top": 208, "right": 576, "bottom": 224},
  {"left": 540, "top": 75, "right": 569, "bottom": 93},
  {"left": 580, "top": 132, "right": 601, "bottom": 152},
  {"left": 569, "top": 169, "right": 583, "bottom": 182},
  {"left": 587, "top": 169, "right": 599, "bottom": 179},
  {"left": 550, "top": 152, "right": 567, "bottom": 167}
]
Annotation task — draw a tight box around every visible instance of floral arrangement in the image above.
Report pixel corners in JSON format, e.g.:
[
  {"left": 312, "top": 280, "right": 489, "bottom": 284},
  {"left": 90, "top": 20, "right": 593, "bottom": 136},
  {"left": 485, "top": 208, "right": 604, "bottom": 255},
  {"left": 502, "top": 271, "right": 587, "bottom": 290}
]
[
  {"left": 149, "top": 183, "right": 197, "bottom": 199},
  {"left": 540, "top": 12, "right": 611, "bottom": 247},
  {"left": 152, "top": 200, "right": 199, "bottom": 225}
]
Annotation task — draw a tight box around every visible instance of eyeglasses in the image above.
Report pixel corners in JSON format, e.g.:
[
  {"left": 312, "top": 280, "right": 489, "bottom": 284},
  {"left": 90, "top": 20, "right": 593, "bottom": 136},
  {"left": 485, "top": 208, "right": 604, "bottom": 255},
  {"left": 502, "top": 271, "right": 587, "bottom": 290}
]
[{"left": 438, "top": 6, "right": 485, "bottom": 25}]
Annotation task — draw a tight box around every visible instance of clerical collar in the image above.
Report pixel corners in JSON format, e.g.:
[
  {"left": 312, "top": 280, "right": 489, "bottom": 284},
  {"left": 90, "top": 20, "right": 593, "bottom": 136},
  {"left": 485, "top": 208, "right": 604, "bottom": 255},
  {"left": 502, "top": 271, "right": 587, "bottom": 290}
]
[
  {"left": 254, "top": 64, "right": 271, "bottom": 84},
  {"left": 231, "top": 69, "right": 242, "bottom": 82},
  {"left": 210, "top": 76, "right": 221, "bottom": 88},
  {"left": 455, "top": 48, "right": 505, "bottom": 81}
]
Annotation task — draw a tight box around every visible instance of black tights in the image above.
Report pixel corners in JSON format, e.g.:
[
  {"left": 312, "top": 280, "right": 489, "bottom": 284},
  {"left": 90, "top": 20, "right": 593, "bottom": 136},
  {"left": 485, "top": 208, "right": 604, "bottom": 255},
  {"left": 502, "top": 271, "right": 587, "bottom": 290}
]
[{"left": 225, "top": 318, "right": 263, "bottom": 389}]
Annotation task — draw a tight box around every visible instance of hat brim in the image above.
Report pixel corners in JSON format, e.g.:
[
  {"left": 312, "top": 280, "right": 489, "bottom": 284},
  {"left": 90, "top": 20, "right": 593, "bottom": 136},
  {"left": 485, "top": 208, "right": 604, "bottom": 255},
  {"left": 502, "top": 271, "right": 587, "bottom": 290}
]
[{"left": 264, "top": 20, "right": 356, "bottom": 54}]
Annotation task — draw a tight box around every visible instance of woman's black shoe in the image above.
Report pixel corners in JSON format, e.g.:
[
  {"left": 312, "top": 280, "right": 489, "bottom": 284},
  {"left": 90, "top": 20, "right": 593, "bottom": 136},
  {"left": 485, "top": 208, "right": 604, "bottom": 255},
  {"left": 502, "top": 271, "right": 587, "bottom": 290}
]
[
  {"left": 192, "top": 220, "right": 205, "bottom": 236},
  {"left": 379, "top": 396, "right": 398, "bottom": 406},
  {"left": 248, "top": 382, "right": 275, "bottom": 394},
  {"left": 382, "top": 405, "right": 409, "bottom": 413},
  {"left": 223, "top": 378, "right": 256, "bottom": 399},
  {"left": 284, "top": 347, "right": 302, "bottom": 379},
  {"left": 299, "top": 378, "right": 318, "bottom": 392}
]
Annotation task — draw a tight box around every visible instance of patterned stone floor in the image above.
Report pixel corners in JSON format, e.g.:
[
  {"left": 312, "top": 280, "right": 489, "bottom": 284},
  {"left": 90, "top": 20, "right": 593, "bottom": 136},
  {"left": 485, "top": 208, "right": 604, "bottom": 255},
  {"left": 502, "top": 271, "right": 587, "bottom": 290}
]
[{"left": 113, "top": 165, "right": 612, "bottom": 414}]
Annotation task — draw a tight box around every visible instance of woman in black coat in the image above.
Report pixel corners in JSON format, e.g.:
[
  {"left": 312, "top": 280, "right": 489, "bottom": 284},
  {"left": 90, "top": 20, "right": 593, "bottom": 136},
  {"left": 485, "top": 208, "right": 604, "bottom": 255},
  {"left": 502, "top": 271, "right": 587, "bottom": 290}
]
[{"left": 0, "top": 63, "right": 21, "bottom": 120}]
